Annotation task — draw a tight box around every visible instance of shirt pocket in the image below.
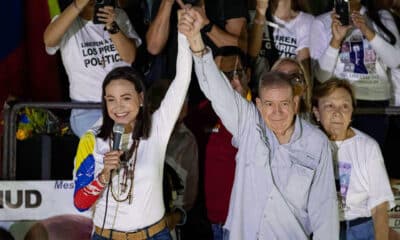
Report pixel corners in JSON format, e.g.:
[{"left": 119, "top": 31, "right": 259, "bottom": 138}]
[{"left": 284, "top": 161, "right": 315, "bottom": 214}]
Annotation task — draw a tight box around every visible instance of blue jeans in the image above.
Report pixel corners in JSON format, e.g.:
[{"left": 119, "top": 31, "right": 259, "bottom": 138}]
[
  {"left": 211, "top": 223, "right": 229, "bottom": 240},
  {"left": 340, "top": 218, "right": 374, "bottom": 240},
  {"left": 70, "top": 108, "right": 102, "bottom": 137},
  {"left": 92, "top": 227, "right": 171, "bottom": 240}
]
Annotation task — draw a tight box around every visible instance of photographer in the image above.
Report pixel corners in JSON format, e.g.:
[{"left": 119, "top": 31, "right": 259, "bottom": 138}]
[{"left": 44, "top": 0, "right": 141, "bottom": 137}]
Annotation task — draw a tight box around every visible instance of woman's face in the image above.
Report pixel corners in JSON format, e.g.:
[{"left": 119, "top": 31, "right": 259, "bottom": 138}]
[
  {"left": 272, "top": 61, "right": 306, "bottom": 97},
  {"left": 104, "top": 79, "right": 143, "bottom": 128},
  {"left": 313, "top": 88, "right": 353, "bottom": 140}
]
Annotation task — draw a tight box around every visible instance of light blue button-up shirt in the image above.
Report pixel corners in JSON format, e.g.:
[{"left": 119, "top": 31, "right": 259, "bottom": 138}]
[{"left": 193, "top": 50, "right": 339, "bottom": 240}]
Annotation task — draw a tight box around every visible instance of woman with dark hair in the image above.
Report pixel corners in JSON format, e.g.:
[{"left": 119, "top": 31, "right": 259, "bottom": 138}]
[
  {"left": 312, "top": 78, "right": 395, "bottom": 240},
  {"left": 71, "top": 30, "right": 192, "bottom": 240},
  {"left": 310, "top": 0, "right": 400, "bottom": 148}
]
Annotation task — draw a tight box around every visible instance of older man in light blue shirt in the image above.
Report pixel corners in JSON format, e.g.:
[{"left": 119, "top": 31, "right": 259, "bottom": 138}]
[{"left": 177, "top": 8, "right": 339, "bottom": 240}]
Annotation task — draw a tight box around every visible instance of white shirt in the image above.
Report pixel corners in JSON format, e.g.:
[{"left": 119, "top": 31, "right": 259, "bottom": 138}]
[
  {"left": 73, "top": 34, "right": 192, "bottom": 231},
  {"left": 272, "top": 11, "right": 314, "bottom": 58},
  {"left": 331, "top": 128, "right": 395, "bottom": 221},
  {"left": 193, "top": 51, "right": 339, "bottom": 240},
  {"left": 46, "top": 8, "right": 141, "bottom": 102},
  {"left": 311, "top": 8, "right": 400, "bottom": 101}
]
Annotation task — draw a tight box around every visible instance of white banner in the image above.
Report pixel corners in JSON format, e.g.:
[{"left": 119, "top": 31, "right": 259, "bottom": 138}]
[{"left": 0, "top": 180, "right": 90, "bottom": 221}]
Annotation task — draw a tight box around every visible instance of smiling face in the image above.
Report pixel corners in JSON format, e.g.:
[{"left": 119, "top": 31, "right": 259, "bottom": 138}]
[
  {"left": 313, "top": 87, "right": 353, "bottom": 140},
  {"left": 256, "top": 84, "right": 299, "bottom": 136},
  {"left": 104, "top": 79, "right": 143, "bottom": 128}
]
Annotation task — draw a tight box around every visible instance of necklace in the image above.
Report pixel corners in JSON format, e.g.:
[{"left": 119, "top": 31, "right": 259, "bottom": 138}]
[{"left": 109, "top": 139, "right": 139, "bottom": 204}]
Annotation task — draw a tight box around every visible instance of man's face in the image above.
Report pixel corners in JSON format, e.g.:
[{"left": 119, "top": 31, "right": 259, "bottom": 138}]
[
  {"left": 256, "top": 84, "right": 298, "bottom": 135},
  {"left": 216, "top": 55, "right": 248, "bottom": 97}
]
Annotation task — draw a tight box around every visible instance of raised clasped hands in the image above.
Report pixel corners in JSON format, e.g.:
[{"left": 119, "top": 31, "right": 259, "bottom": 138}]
[{"left": 178, "top": 8, "right": 204, "bottom": 40}]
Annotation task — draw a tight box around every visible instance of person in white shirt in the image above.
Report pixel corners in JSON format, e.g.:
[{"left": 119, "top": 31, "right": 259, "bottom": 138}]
[
  {"left": 72, "top": 29, "right": 192, "bottom": 239},
  {"left": 179, "top": 8, "right": 339, "bottom": 240},
  {"left": 44, "top": 0, "right": 141, "bottom": 137},
  {"left": 312, "top": 78, "right": 395, "bottom": 240},
  {"left": 248, "top": 0, "right": 314, "bottom": 94},
  {"left": 310, "top": 0, "right": 400, "bottom": 148}
]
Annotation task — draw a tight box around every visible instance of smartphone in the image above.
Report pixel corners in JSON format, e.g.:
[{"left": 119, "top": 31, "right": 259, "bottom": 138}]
[
  {"left": 334, "top": 0, "right": 350, "bottom": 26},
  {"left": 93, "top": 0, "right": 116, "bottom": 24}
]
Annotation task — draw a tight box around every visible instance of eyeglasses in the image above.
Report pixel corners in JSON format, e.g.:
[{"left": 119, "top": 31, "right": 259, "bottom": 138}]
[{"left": 223, "top": 69, "right": 245, "bottom": 80}]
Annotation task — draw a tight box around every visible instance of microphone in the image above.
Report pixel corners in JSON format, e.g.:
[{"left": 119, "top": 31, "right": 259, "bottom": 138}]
[{"left": 112, "top": 123, "right": 124, "bottom": 150}]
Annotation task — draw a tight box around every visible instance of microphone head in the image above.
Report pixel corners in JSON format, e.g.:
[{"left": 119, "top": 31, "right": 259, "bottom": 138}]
[
  {"left": 113, "top": 123, "right": 125, "bottom": 134},
  {"left": 112, "top": 123, "right": 124, "bottom": 151}
]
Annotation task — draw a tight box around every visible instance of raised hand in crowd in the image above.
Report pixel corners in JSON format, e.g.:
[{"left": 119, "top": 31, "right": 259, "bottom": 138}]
[
  {"left": 44, "top": 0, "right": 91, "bottom": 47},
  {"left": 146, "top": 0, "right": 188, "bottom": 55},
  {"left": 256, "top": 0, "right": 269, "bottom": 17},
  {"left": 248, "top": 0, "right": 269, "bottom": 58},
  {"left": 351, "top": 11, "right": 376, "bottom": 40},
  {"left": 96, "top": 5, "right": 118, "bottom": 30},
  {"left": 330, "top": 10, "right": 352, "bottom": 49}
]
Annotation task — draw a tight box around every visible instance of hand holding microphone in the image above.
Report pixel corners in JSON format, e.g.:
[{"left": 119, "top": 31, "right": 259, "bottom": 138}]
[{"left": 100, "top": 123, "right": 125, "bottom": 182}]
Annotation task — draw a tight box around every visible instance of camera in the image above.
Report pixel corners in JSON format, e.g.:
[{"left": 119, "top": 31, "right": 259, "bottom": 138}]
[
  {"left": 93, "top": 0, "right": 116, "bottom": 24},
  {"left": 335, "top": 0, "right": 350, "bottom": 26},
  {"left": 182, "top": 0, "right": 200, "bottom": 5}
]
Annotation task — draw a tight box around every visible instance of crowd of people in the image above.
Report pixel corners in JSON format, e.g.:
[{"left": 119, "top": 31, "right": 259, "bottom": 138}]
[{"left": 37, "top": 0, "right": 400, "bottom": 239}]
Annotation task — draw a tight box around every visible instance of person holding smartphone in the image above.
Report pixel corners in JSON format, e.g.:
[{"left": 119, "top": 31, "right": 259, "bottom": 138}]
[
  {"left": 44, "top": 0, "right": 141, "bottom": 137},
  {"left": 310, "top": 0, "right": 400, "bottom": 149}
]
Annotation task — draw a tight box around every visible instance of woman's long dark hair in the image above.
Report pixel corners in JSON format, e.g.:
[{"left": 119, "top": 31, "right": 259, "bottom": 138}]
[
  {"left": 363, "top": 0, "right": 397, "bottom": 45},
  {"left": 97, "top": 66, "right": 151, "bottom": 141}
]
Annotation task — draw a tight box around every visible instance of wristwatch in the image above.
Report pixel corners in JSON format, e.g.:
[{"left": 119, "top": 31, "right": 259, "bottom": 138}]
[{"left": 105, "top": 21, "right": 120, "bottom": 34}]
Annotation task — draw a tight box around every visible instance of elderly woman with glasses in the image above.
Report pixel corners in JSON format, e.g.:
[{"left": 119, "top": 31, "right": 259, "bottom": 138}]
[{"left": 312, "top": 78, "right": 394, "bottom": 240}]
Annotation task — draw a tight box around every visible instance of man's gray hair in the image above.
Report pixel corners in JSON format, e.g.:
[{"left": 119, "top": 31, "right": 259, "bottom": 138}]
[{"left": 258, "top": 71, "right": 296, "bottom": 97}]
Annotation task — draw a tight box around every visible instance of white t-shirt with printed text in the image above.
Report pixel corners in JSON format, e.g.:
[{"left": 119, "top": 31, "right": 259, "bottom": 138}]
[
  {"left": 271, "top": 11, "right": 314, "bottom": 58},
  {"left": 46, "top": 8, "right": 141, "bottom": 102}
]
